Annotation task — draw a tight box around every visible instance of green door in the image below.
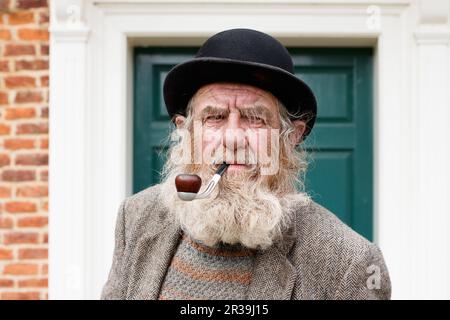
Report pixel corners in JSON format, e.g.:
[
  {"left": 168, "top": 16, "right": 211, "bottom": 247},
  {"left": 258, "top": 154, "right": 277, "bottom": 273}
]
[{"left": 134, "top": 47, "right": 373, "bottom": 240}]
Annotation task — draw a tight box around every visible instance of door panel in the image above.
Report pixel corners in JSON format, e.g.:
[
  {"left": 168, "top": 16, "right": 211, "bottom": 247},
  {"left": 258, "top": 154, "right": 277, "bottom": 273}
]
[{"left": 294, "top": 49, "right": 373, "bottom": 240}]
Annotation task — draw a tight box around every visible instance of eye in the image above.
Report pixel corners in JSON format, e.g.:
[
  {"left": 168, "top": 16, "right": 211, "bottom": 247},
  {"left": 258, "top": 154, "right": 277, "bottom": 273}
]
[
  {"left": 248, "top": 116, "right": 265, "bottom": 126},
  {"left": 204, "top": 114, "right": 225, "bottom": 124}
]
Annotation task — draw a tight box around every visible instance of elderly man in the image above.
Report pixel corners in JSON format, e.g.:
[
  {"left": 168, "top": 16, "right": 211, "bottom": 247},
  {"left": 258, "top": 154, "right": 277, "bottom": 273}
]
[{"left": 101, "top": 28, "right": 391, "bottom": 300}]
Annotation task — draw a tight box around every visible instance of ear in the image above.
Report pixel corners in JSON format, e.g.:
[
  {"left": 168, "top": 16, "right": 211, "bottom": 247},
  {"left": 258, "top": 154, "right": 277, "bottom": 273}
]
[
  {"left": 290, "top": 120, "right": 307, "bottom": 145},
  {"left": 174, "top": 115, "right": 186, "bottom": 129}
]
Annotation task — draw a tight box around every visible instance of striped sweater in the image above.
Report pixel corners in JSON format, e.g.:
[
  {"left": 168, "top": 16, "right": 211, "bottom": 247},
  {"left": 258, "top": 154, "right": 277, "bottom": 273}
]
[{"left": 158, "top": 233, "right": 256, "bottom": 300}]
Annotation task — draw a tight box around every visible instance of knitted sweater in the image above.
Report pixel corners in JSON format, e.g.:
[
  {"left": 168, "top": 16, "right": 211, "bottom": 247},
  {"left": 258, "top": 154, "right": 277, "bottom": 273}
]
[{"left": 158, "top": 233, "right": 256, "bottom": 300}]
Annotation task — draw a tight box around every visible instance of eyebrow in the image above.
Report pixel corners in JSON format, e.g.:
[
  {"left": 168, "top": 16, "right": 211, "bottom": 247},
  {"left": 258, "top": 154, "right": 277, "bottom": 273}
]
[
  {"left": 197, "top": 105, "right": 274, "bottom": 124},
  {"left": 198, "top": 105, "right": 229, "bottom": 120},
  {"left": 240, "top": 105, "right": 273, "bottom": 123}
]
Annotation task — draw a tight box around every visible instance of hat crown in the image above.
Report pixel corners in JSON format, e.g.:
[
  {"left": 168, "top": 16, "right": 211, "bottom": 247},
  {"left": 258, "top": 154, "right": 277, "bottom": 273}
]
[{"left": 195, "top": 28, "right": 294, "bottom": 74}]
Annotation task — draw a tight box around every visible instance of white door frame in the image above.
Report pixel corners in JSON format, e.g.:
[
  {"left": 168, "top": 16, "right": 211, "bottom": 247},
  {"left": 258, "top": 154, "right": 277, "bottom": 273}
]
[{"left": 49, "top": 0, "right": 450, "bottom": 299}]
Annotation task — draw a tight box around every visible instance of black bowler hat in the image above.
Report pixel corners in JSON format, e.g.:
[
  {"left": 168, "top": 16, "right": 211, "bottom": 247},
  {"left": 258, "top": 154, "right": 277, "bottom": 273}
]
[{"left": 163, "top": 28, "right": 317, "bottom": 139}]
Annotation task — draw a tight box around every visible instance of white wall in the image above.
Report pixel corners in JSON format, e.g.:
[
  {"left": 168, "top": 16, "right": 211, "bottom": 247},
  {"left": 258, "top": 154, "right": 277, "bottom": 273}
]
[{"left": 49, "top": 0, "right": 450, "bottom": 299}]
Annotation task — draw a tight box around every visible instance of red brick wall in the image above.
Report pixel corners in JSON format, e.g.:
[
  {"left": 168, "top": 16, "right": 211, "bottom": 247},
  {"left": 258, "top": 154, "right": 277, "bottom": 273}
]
[{"left": 0, "top": 0, "right": 49, "bottom": 300}]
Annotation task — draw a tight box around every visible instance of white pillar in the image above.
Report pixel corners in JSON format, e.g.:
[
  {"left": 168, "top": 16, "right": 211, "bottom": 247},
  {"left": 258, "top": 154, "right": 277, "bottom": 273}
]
[
  {"left": 411, "top": 0, "right": 450, "bottom": 299},
  {"left": 49, "top": 0, "right": 90, "bottom": 299}
]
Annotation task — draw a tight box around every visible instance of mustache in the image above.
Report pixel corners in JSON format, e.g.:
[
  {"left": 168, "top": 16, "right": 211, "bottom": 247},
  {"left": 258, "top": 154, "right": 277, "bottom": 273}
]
[
  {"left": 180, "top": 150, "right": 279, "bottom": 183},
  {"left": 204, "top": 145, "right": 259, "bottom": 165}
]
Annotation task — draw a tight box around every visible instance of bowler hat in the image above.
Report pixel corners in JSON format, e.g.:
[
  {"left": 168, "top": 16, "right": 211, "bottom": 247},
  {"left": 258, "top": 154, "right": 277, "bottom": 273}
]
[{"left": 163, "top": 28, "right": 317, "bottom": 138}]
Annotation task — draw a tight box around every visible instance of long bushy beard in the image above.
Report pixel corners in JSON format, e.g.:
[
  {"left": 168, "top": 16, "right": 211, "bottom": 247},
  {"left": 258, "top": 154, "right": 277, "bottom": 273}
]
[{"left": 159, "top": 130, "right": 311, "bottom": 250}]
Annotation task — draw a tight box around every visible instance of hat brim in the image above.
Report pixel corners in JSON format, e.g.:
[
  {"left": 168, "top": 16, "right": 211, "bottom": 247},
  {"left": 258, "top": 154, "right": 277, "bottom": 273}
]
[{"left": 163, "top": 57, "right": 317, "bottom": 138}]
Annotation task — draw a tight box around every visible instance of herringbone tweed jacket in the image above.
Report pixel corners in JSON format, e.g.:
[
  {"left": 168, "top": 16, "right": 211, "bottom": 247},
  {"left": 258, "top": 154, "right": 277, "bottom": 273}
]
[{"left": 101, "top": 184, "right": 391, "bottom": 300}]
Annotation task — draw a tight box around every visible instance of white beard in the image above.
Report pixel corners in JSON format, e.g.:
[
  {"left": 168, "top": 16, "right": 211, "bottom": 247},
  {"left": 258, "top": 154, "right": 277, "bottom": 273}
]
[{"left": 159, "top": 165, "right": 309, "bottom": 250}]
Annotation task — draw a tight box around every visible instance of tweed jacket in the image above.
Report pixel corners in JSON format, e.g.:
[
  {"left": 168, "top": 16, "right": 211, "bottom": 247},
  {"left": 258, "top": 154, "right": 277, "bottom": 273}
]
[{"left": 100, "top": 184, "right": 391, "bottom": 300}]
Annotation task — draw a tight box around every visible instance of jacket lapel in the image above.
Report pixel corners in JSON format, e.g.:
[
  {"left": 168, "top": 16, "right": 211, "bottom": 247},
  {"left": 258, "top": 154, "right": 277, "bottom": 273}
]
[
  {"left": 247, "top": 219, "right": 299, "bottom": 300},
  {"left": 247, "top": 245, "right": 297, "bottom": 300},
  {"left": 126, "top": 220, "right": 181, "bottom": 300}
]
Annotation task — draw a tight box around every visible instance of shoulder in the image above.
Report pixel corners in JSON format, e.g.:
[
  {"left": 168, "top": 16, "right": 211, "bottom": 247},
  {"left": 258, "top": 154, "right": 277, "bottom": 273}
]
[
  {"left": 120, "top": 184, "right": 170, "bottom": 241},
  {"left": 290, "top": 200, "right": 391, "bottom": 299},
  {"left": 294, "top": 200, "right": 373, "bottom": 254}
]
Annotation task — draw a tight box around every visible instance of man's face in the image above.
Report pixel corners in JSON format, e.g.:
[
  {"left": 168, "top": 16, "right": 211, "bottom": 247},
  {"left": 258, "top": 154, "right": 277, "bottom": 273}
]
[
  {"left": 178, "top": 82, "right": 283, "bottom": 173},
  {"left": 164, "top": 82, "right": 310, "bottom": 249}
]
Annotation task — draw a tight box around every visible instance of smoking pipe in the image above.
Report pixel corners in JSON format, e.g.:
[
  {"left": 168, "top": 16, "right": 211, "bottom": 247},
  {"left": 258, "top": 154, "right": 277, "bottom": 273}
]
[{"left": 175, "top": 163, "right": 230, "bottom": 201}]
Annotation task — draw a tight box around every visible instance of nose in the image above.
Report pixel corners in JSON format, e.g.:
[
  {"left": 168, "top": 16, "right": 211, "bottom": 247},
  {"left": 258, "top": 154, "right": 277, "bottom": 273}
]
[{"left": 222, "top": 112, "right": 247, "bottom": 161}]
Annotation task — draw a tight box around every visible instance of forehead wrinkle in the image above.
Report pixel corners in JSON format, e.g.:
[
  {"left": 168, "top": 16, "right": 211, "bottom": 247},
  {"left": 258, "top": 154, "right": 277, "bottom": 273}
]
[
  {"left": 192, "top": 86, "right": 280, "bottom": 125},
  {"left": 196, "top": 84, "right": 275, "bottom": 104}
]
